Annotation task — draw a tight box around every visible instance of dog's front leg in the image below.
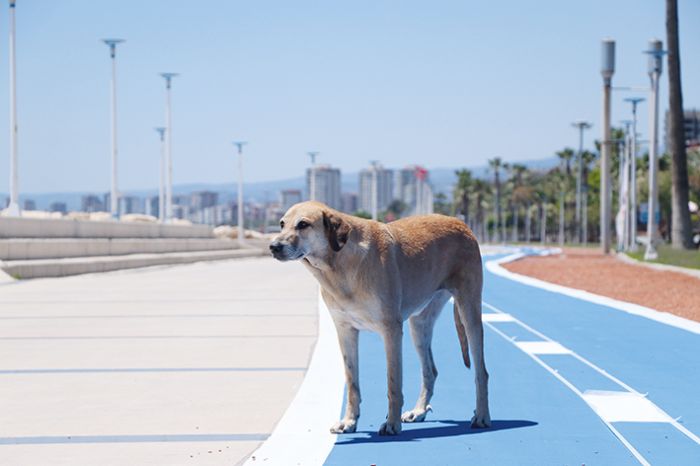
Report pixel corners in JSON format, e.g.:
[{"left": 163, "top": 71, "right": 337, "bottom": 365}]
[
  {"left": 379, "top": 322, "right": 403, "bottom": 435},
  {"left": 330, "top": 323, "right": 360, "bottom": 434}
]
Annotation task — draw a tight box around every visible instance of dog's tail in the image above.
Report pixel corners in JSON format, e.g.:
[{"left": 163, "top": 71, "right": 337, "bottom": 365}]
[{"left": 453, "top": 305, "right": 471, "bottom": 369}]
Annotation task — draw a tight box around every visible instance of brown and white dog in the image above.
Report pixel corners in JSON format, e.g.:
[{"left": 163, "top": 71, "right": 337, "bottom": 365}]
[{"left": 269, "top": 201, "right": 490, "bottom": 436}]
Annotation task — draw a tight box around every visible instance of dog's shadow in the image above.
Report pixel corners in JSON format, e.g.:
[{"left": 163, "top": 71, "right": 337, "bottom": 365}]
[{"left": 334, "top": 419, "right": 538, "bottom": 444}]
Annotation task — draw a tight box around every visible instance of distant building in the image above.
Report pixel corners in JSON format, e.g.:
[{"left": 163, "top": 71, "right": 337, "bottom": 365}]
[
  {"left": 280, "top": 189, "right": 302, "bottom": 211},
  {"left": 49, "top": 202, "right": 67, "bottom": 214},
  {"left": 81, "top": 195, "right": 104, "bottom": 213},
  {"left": 306, "top": 165, "right": 342, "bottom": 210},
  {"left": 119, "top": 196, "right": 142, "bottom": 215},
  {"left": 341, "top": 192, "right": 358, "bottom": 214},
  {"left": 145, "top": 196, "right": 160, "bottom": 218},
  {"left": 393, "top": 166, "right": 432, "bottom": 215},
  {"left": 358, "top": 165, "right": 393, "bottom": 213},
  {"left": 191, "top": 191, "right": 219, "bottom": 210},
  {"left": 23, "top": 199, "right": 36, "bottom": 211},
  {"left": 665, "top": 108, "right": 700, "bottom": 150}
]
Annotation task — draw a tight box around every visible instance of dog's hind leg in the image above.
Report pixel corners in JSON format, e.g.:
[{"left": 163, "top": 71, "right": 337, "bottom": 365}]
[
  {"left": 454, "top": 278, "right": 491, "bottom": 428},
  {"left": 402, "top": 291, "right": 450, "bottom": 423}
]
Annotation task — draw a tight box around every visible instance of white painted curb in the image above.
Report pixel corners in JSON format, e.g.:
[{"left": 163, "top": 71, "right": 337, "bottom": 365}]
[
  {"left": 243, "top": 293, "right": 344, "bottom": 465},
  {"left": 486, "top": 252, "right": 700, "bottom": 335}
]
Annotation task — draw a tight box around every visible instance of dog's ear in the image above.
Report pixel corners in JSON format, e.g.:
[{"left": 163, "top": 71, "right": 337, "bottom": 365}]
[{"left": 323, "top": 210, "right": 350, "bottom": 252}]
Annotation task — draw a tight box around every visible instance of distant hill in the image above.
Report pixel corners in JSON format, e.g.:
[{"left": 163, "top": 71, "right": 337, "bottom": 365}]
[{"left": 6, "top": 156, "right": 558, "bottom": 211}]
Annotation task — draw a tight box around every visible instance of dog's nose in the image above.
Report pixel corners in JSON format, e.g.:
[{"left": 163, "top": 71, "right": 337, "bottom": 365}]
[{"left": 269, "top": 242, "right": 284, "bottom": 253}]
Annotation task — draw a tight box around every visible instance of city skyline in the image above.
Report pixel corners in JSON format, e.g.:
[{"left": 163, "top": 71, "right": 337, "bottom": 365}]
[{"left": 0, "top": 1, "right": 698, "bottom": 196}]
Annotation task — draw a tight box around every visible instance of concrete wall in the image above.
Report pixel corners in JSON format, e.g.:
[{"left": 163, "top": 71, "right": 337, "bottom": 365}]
[
  {"left": 0, "top": 217, "right": 214, "bottom": 239},
  {"left": 0, "top": 238, "right": 238, "bottom": 260}
]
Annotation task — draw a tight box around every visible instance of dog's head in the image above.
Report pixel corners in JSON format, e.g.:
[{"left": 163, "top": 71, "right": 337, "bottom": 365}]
[{"left": 269, "top": 201, "right": 350, "bottom": 261}]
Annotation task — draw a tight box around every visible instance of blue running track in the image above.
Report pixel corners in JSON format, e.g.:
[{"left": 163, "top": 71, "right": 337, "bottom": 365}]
[{"left": 323, "top": 253, "right": 700, "bottom": 465}]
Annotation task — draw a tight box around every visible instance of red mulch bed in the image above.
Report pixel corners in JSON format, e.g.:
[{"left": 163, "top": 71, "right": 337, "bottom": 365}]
[{"left": 502, "top": 248, "right": 700, "bottom": 323}]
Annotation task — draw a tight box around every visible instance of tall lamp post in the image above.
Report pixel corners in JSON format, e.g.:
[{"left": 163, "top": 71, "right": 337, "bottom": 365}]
[
  {"left": 624, "top": 97, "right": 644, "bottom": 251},
  {"left": 160, "top": 72, "right": 178, "bottom": 222},
  {"left": 600, "top": 39, "right": 615, "bottom": 253},
  {"left": 233, "top": 141, "right": 247, "bottom": 245},
  {"left": 644, "top": 39, "right": 665, "bottom": 260},
  {"left": 6, "top": 0, "right": 20, "bottom": 216},
  {"left": 103, "top": 38, "right": 124, "bottom": 218},
  {"left": 154, "top": 127, "right": 166, "bottom": 222},
  {"left": 307, "top": 151, "right": 318, "bottom": 201},
  {"left": 370, "top": 160, "right": 379, "bottom": 220},
  {"left": 572, "top": 120, "right": 592, "bottom": 243}
]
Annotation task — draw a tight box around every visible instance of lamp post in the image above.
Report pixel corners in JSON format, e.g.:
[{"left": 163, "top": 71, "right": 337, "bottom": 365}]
[
  {"left": 600, "top": 39, "right": 615, "bottom": 253},
  {"left": 370, "top": 160, "right": 379, "bottom": 220},
  {"left": 160, "top": 72, "right": 178, "bottom": 222},
  {"left": 572, "top": 120, "right": 592, "bottom": 243},
  {"left": 624, "top": 97, "right": 644, "bottom": 251},
  {"left": 233, "top": 141, "right": 247, "bottom": 245},
  {"left": 307, "top": 151, "right": 318, "bottom": 201},
  {"left": 103, "top": 38, "right": 125, "bottom": 218},
  {"left": 6, "top": 0, "right": 20, "bottom": 216},
  {"left": 154, "top": 127, "right": 166, "bottom": 222},
  {"left": 644, "top": 39, "right": 665, "bottom": 260},
  {"left": 618, "top": 121, "right": 632, "bottom": 251}
]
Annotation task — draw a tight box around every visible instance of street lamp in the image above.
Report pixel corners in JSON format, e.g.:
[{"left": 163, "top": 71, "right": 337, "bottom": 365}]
[
  {"left": 643, "top": 39, "right": 665, "bottom": 260},
  {"left": 103, "top": 38, "right": 125, "bottom": 218},
  {"left": 307, "top": 151, "right": 319, "bottom": 201},
  {"left": 233, "top": 141, "right": 248, "bottom": 245},
  {"left": 369, "top": 160, "right": 379, "bottom": 220},
  {"left": 600, "top": 38, "right": 615, "bottom": 254},
  {"left": 154, "top": 127, "right": 166, "bottom": 222},
  {"left": 160, "top": 72, "right": 179, "bottom": 222},
  {"left": 618, "top": 120, "right": 632, "bottom": 251},
  {"left": 6, "top": 0, "right": 20, "bottom": 216},
  {"left": 624, "top": 97, "right": 644, "bottom": 251},
  {"left": 571, "top": 120, "right": 592, "bottom": 243}
]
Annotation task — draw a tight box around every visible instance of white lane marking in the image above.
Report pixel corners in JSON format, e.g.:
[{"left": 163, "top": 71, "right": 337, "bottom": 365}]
[
  {"left": 483, "top": 300, "right": 700, "bottom": 447},
  {"left": 243, "top": 293, "right": 344, "bottom": 466},
  {"left": 486, "top": 253, "right": 700, "bottom": 335},
  {"left": 516, "top": 341, "right": 571, "bottom": 355},
  {"left": 484, "top": 319, "right": 651, "bottom": 466},
  {"left": 582, "top": 391, "right": 672, "bottom": 423},
  {"left": 482, "top": 313, "right": 515, "bottom": 322}
]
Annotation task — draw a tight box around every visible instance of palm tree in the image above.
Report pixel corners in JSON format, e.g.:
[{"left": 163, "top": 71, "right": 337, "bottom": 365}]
[
  {"left": 666, "top": 0, "right": 693, "bottom": 249},
  {"left": 581, "top": 150, "right": 597, "bottom": 243},
  {"left": 509, "top": 163, "right": 528, "bottom": 242},
  {"left": 488, "top": 157, "right": 504, "bottom": 242},
  {"left": 556, "top": 148, "right": 575, "bottom": 177},
  {"left": 472, "top": 179, "right": 489, "bottom": 241},
  {"left": 454, "top": 169, "right": 473, "bottom": 225}
]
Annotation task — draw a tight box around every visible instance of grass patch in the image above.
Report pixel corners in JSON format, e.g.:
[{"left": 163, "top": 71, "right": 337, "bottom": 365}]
[{"left": 626, "top": 244, "right": 700, "bottom": 270}]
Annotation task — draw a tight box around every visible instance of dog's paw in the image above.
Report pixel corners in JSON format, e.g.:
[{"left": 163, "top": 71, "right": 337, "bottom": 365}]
[
  {"left": 378, "top": 420, "right": 402, "bottom": 436},
  {"left": 470, "top": 409, "right": 491, "bottom": 428},
  {"left": 401, "top": 405, "right": 432, "bottom": 423},
  {"left": 330, "top": 419, "right": 357, "bottom": 434}
]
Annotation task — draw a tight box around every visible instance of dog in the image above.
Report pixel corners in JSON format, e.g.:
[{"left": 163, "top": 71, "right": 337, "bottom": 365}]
[{"left": 269, "top": 201, "right": 490, "bottom": 436}]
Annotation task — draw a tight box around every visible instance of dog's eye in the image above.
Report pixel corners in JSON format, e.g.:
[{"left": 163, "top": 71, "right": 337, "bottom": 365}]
[
  {"left": 280, "top": 220, "right": 285, "bottom": 228},
  {"left": 296, "top": 221, "right": 310, "bottom": 230}
]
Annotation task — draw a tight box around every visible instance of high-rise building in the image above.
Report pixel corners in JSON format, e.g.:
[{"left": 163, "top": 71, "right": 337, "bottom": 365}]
[
  {"left": 306, "top": 165, "right": 342, "bottom": 210},
  {"left": 23, "top": 199, "right": 36, "bottom": 211},
  {"left": 394, "top": 166, "right": 432, "bottom": 215},
  {"left": 145, "top": 196, "right": 160, "bottom": 218},
  {"left": 191, "top": 191, "right": 219, "bottom": 211},
  {"left": 49, "top": 202, "right": 67, "bottom": 214},
  {"left": 119, "top": 196, "right": 143, "bottom": 215},
  {"left": 358, "top": 165, "right": 393, "bottom": 213},
  {"left": 280, "top": 189, "right": 302, "bottom": 211},
  {"left": 341, "top": 192, "right": 358, "bottom": 214},
  {"left": 82, "top": 195, "right": 104, "bottom": 213}
]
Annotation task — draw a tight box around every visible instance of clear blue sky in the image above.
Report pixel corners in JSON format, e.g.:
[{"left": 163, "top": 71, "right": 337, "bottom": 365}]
[{"left": 0, "top": 0, "right": 698, "bottom": 194}]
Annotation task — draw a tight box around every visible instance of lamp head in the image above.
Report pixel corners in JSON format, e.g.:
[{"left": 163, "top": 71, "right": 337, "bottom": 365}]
[{"left": 600, "top": 38, "right": 615, "bottom": 82}]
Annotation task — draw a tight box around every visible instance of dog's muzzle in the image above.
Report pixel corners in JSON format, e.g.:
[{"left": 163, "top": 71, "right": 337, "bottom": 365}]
[{"left": 269, "top": 241, "right": 301, "bottom": 261}]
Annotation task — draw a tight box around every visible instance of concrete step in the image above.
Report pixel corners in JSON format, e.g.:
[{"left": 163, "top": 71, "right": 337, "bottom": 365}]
[
  {"left": 1, "top": 248, "right": 269, "bottom": 279},
  {"left": 0, "top": 238, "right": 239, "bottom": 261}
]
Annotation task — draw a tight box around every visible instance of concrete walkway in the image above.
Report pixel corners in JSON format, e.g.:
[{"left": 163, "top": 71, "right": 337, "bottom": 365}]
[{"left": 0, "top": 257, "right": 317, "bottom": 465}]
